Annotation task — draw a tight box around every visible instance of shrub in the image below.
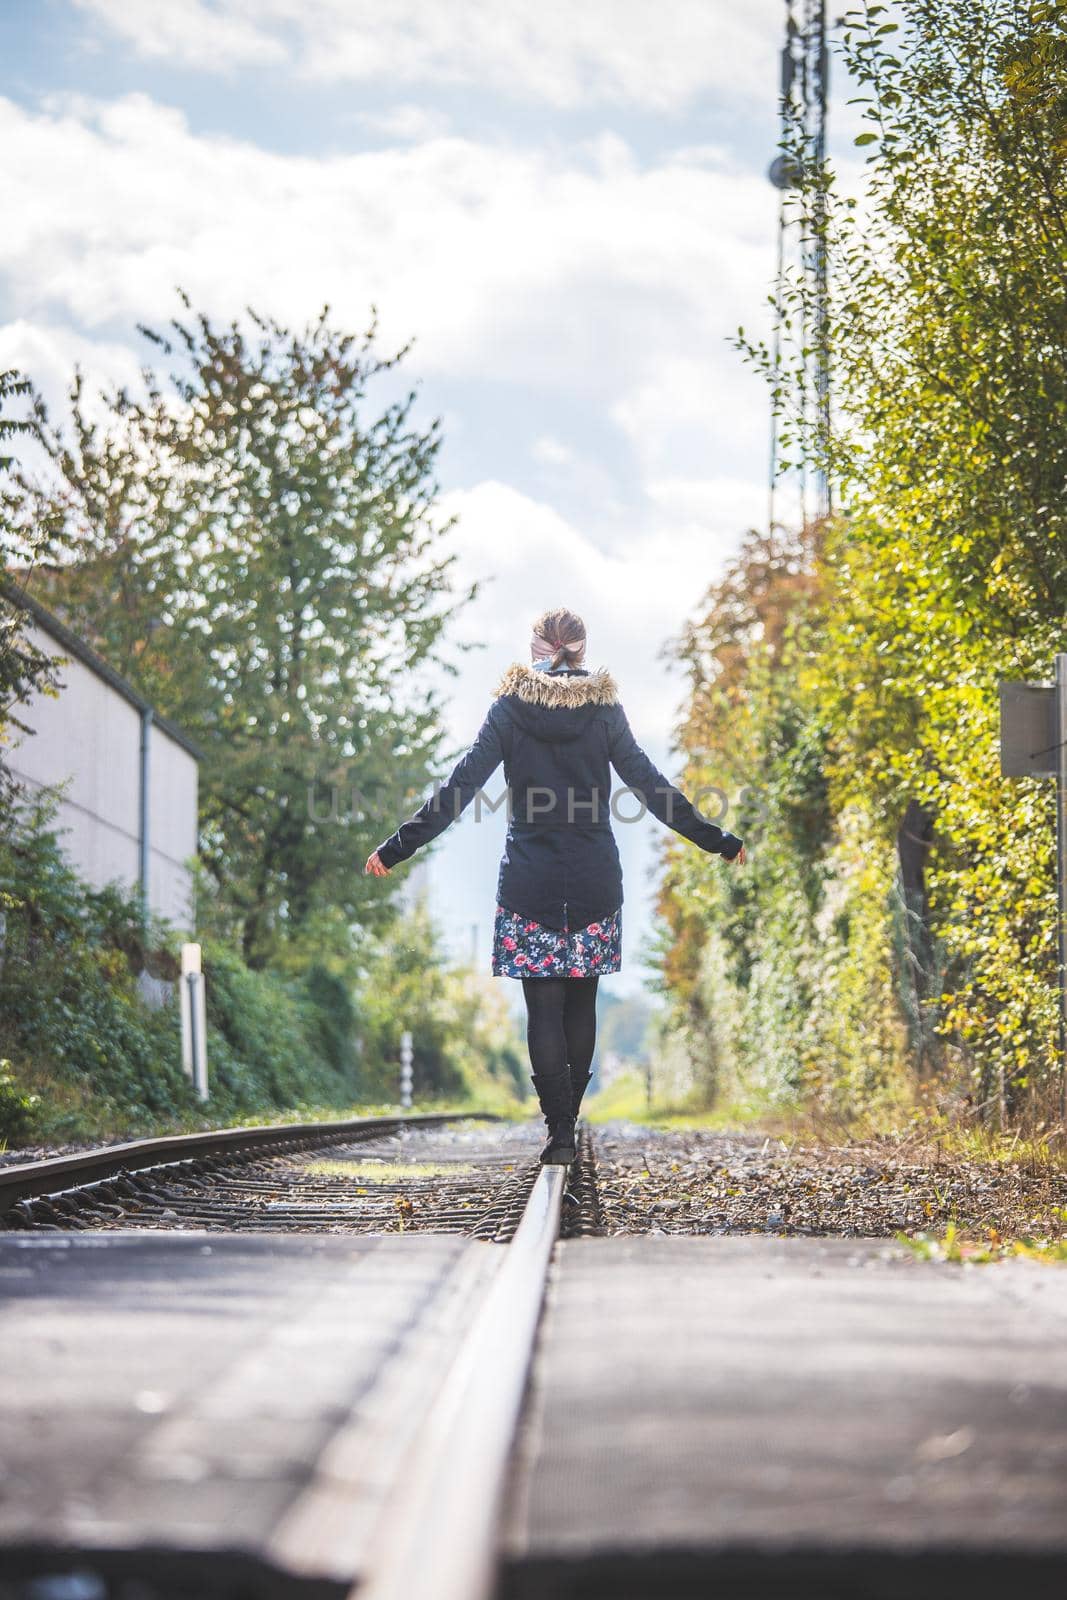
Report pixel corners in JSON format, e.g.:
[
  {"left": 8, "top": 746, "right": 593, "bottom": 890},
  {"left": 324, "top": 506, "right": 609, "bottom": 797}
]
[
  {"left": 0, "top": 1059, "right": 39, "bottom": 1143},
  {"left": 0, "top": 795, "right": 362, "bottom": 1139}
]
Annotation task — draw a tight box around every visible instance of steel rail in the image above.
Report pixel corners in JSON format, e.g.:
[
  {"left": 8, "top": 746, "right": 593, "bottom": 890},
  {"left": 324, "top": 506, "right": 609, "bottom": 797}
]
[
  {"left": 354, "top": 1160, "right": 567, "bottom": 1600},
  {"left": 0, "top": 1111, "right": 500, "bottom": 1214}
]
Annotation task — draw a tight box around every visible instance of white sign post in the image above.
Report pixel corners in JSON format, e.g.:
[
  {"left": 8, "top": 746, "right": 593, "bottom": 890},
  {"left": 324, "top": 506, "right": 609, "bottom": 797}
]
[
  {"left": 399, "top": 1029, "right": 413, "bottom": 1110},
  {"left": 180, "top": 942, "right": 209, "bottom": 1102},
  {"left": 999, "top": 655, "right": 1067, "bottom": 1117}
]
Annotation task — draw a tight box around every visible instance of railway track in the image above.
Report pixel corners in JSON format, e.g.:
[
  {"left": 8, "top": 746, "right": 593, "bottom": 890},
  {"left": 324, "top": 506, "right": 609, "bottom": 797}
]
[
  {"left": 4, "top": 1117, "right": 1067, "bottom": 1598},
  {"left": 0, "top": 1111, "right": 531, "bottom": 1238},
  {"left": 0, "top": 1110, "right": 497, "bottom": 1225},
  {"left": 0, "top": 1112, "right": 603, "bottom": 1600},
  {"left": 1, "top": 1109, "right": 606, "bottom": 1241}
]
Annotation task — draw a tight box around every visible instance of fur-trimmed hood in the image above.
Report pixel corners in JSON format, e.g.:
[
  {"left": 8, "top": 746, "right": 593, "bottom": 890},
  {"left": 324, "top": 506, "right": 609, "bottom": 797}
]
[
  {"left": 492, "top": 660, "right": 620, "bottom": 746},
  {"left": 492, "top": 660, "right": 620, "bottom": 708}
]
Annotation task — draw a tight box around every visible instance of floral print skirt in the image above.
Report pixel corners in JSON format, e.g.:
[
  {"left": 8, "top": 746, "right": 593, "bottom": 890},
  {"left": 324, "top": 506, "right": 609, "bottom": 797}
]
[{"left": 491, "top": 901, "right": 622, "bottom": 978}]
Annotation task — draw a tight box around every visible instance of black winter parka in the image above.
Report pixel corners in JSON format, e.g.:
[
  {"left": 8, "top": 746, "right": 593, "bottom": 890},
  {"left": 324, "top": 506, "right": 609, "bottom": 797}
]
[{"left": 374, "top": 660, "right": 743, "bottom": 930}]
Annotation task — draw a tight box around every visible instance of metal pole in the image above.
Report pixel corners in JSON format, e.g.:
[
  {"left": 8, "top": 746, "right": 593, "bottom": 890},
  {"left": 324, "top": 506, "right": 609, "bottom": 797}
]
[
  {"left": 138, "top": 706, "right": 153, "bottom": 934},
  {"left": 181, "top": 943, "right": 208, "bottom": 1101},
  {"left": 1056, "top": 654, "right": 1067, "bottom": 1120},
  {"left": 186, "top": 971, "right": 201, "bottom": 1094},
  {"left": 400, "top": 1030, "right": 413, "bottom": 1110},
  {"left": 195, "top": 974, "right": 208, "bottom": 1102}
]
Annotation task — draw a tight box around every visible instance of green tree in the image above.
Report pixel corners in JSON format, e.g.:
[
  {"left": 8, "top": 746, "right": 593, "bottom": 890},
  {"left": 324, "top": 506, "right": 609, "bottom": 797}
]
[{"left": 17, "top": 297, "right": 478, "bottom": 966}]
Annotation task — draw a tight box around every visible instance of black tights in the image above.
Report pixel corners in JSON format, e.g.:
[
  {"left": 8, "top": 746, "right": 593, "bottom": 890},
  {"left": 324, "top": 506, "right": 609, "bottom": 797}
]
[{"left": 521, "top": 975, "right": 599, "bottom": 1083}]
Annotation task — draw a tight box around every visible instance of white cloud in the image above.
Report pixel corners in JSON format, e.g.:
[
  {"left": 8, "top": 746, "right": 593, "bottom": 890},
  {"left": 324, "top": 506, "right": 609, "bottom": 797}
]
[
  {"left": 644, "top": 473, "right": 768, "bottom": 536},
  {"left": 73, "top": 0, "right": 286, "bottom": 69},
  {"left": 349, "top": 103, "right": 453, "bottom": 143},
  {"left": 0, "top": 319, "right": 143, "bottom": 415},
  {"left": 74, "top": 0, "right": 784, "bottom": 111},
  {"left": 0, "top": 92, "right": 776, "bottom": 422},
  {"left": 611, "top": 356, "right": 769, "bottom": 481},
  {"left": 531, "top": 436, "right": 575, "bottom": 467}
]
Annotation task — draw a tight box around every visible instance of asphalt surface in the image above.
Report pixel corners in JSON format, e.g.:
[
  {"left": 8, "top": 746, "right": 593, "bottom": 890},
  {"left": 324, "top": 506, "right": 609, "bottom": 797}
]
[
  {"left": 0, "top": 1230, "right": 499, "bottom": 1596},
  {"left": 500, "top": 1234, "right": 1067, "bottom": 1598}
]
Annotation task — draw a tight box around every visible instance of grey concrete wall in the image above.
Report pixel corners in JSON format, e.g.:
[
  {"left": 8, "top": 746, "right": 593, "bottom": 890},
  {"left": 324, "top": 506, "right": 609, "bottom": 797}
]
[{"left": 6, "top": 619, "right": 198, "bottom": 933}]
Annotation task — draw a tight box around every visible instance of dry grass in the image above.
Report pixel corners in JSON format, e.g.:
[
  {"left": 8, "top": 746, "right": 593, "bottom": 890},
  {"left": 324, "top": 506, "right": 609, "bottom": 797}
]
[{"left": 586, "top": 1070, "right": 1067, "bottom": 1177}]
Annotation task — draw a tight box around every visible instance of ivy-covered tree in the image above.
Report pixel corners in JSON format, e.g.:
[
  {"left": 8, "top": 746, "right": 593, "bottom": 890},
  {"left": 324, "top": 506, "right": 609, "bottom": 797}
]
[
  {"left": 17, "top": 297, "right": 478, "bottom": 965},
  {"left": 662, "top": 1, "right": 1067, "bottom": 1124}
]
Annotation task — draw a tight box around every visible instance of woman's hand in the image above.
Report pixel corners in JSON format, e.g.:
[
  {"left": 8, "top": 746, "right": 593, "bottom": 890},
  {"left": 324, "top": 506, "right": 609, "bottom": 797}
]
[
  {"left": 727, "top": 844, "right": 746, "bottom": 866},
  {"left": 364, "top": 850, "right": 391, "bottom": 876}
]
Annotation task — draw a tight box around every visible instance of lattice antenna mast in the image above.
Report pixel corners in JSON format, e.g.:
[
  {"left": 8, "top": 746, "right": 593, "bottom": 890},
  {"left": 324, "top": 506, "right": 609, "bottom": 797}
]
[{"left": 768, "top": 0, "right": 831, "bottom": 531}]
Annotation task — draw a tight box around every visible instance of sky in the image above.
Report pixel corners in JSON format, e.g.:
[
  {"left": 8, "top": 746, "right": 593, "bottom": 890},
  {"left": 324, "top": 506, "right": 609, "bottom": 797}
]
[{"left": 0, "top": 0, "right": 866, "bottom": 1012}]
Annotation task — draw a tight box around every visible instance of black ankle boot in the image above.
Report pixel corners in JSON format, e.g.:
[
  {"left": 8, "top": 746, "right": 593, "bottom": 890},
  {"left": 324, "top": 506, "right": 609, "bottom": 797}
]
[
  {"left": 540, "top": 1116, "right": 576, "bottom": 1165},
  {"left": 530, "top": 1073, "right": 577, "bottom": 1165},
  {"left": 570, "top": 1069, "right": 592, "bottom": 1122}
]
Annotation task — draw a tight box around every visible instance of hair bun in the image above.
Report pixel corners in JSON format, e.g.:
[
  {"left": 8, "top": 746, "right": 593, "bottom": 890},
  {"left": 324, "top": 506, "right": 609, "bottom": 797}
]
[{"left": 530, "top": 606, "right": 587, "bottom": 667}]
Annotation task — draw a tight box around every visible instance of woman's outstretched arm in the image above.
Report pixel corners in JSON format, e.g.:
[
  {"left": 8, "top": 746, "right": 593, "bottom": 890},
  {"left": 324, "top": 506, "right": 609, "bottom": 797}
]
[
  {"left": 365, "top": 704, "right": 507, "bottom": 875},
  {"left": 607, "top": 704, "right": 745, "bottom": 862}
]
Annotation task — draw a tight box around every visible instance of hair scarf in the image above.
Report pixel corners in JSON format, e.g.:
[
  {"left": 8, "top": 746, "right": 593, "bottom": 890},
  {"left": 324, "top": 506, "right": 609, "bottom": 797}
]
[{"left": 531, "top": 630, "right": 585, "bottom": 665}]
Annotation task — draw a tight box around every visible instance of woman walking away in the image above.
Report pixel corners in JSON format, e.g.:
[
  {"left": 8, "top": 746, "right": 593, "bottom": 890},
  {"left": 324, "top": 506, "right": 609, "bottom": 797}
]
[{"left": 365, "top": 607, "right": 745, "bottom": 1166}]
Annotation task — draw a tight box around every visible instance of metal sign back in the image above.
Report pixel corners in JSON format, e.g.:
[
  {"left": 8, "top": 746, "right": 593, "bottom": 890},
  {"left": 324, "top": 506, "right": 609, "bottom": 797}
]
[{"left": 999, "top": 680, "right": 1056, "bottom": 777}]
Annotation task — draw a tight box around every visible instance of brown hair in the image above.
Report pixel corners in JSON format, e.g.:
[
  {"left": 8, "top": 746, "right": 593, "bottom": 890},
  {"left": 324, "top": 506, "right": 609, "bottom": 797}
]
[{"left": 532, "top": 606, "right": 586, "bottom": 670}]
